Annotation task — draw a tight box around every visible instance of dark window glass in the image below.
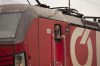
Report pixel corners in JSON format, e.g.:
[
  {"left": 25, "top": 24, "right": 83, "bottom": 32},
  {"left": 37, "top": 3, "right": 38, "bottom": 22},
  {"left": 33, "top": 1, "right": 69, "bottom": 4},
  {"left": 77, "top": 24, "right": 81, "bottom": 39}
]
[
  {"left": 0, "top": 13, "right": 21, "bottom": 38},
  {"left": 54, "top": 24, "right": 62, "bottom": 41}
]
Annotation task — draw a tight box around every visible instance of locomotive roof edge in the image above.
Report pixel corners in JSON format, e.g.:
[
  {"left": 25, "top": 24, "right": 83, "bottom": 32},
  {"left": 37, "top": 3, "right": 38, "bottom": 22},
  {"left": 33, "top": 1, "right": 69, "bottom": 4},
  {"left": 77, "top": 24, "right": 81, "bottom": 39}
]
[
  {"left": 0, "top": 4, "right": 67, "bottom": 22},
  {"left": 0, "top": 4, "right": 100, "bottom": 31}
]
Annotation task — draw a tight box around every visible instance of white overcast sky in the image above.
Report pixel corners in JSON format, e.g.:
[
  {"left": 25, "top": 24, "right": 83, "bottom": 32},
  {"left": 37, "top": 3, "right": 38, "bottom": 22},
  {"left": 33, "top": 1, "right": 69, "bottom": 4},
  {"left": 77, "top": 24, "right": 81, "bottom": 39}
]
[{"left": 0, "top": 0, "right": 100, "bottom": 17}]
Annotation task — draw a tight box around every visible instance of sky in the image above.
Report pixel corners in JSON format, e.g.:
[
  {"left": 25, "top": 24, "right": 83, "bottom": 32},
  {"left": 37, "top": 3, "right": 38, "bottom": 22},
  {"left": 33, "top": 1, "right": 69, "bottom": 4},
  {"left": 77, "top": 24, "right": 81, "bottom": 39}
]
[{"left": 0, "top": 0, "right": 100, "bottom": 17}]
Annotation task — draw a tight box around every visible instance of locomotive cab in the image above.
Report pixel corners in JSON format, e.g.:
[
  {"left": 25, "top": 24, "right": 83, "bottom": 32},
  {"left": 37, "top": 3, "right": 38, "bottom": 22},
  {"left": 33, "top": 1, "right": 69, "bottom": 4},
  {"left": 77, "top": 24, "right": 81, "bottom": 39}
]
[
  {"left": 0, "top": 4, "right": 67, "bottom": 66},
  {"left": 0, "top": 4, "right": 38, "bottom": 66},
  {"left": 0, "top": 4, "right": 100, "bottom": 66}
]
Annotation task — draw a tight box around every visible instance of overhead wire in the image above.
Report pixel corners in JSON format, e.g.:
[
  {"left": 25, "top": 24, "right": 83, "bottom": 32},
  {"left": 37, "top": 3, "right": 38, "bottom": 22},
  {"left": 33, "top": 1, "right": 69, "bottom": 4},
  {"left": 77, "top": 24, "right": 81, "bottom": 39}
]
[
  {"left": 1, "top": 0, "right": 65, "bottom": 18},
  {"left": 26, "top": 0, "right": 59, "bottom": 18}
]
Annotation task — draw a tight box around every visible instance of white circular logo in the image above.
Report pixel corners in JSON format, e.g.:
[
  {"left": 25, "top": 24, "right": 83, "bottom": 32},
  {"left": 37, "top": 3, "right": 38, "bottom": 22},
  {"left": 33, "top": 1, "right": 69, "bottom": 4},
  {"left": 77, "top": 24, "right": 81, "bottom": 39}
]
[{"left": 70, "top": 27, "right": 93, "bottom": 66}]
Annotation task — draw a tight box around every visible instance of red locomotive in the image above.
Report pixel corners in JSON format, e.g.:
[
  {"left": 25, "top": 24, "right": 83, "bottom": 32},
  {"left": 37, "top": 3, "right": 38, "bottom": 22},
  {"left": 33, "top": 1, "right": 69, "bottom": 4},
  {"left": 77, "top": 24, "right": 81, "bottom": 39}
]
[{"left": 0, "top": 1, "right": 100, "bottom": 66}]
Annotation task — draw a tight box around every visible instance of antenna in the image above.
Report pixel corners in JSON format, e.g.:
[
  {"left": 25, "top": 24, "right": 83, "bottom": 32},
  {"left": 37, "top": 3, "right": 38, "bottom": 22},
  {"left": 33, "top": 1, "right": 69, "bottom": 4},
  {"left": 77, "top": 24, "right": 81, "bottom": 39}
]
[
  {"left": 69, "top": 0, "right": 71, "bottom": 14},
  {"left": 51, "top": 0, "right": 83, "bottom": 18},
  {"left": 35, "top": 0, "right": 50, "bottom": 8},
  {"left": 35, "top": 0, "right": 41, "bottom": 5},
  {"left": 27, "top": 0, "right": 31, "bottom": 5}
]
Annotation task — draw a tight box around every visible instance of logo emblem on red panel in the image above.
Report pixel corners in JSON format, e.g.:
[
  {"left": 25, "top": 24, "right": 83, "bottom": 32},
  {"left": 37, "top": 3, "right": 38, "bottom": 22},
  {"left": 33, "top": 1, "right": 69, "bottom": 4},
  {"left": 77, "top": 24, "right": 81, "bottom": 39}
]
[{"left": 70, "top": 27, "right": 96, "bottom": 66}]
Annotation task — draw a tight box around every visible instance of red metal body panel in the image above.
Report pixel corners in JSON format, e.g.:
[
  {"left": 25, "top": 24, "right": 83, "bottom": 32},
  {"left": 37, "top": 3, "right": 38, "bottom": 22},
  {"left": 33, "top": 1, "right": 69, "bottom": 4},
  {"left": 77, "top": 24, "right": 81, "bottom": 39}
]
[
  {"left": 62, "top": 23, "right": 72, "bottom": 66},
  {"left": 39, "top": 18, "right": 65, "bottom": 66},
  {"left": 24, "top": 18, "right": 39, "bottom": 66},
  {"left": 0, "top": 43, "right": 25, "bottom": 66},
  {"left": 39, "top": 18, "right": 53, "bottom": 66},
  {"left": 0, "top": 45, "right": 14, "bottom": 65}
]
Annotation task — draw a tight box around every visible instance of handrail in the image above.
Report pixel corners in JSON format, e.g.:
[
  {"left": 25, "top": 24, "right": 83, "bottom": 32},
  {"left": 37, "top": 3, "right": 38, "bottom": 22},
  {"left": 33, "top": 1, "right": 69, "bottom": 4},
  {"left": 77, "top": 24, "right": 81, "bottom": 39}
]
[
  {"left": 52, "top": 34, "right": 56, "bottom": 66},
  {"left": 63, "top": 35, "right": 67, "bottom": 66},
  {"left": 52, "top": 34, "right": 67, "bottom": 66}
]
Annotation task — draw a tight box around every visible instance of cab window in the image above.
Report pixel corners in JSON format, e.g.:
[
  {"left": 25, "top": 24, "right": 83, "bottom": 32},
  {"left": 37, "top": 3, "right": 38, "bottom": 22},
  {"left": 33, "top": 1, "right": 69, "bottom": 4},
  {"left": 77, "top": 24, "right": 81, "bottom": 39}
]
[{"left": 54, "top": 24, "right": 62, "bottom": 41}]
